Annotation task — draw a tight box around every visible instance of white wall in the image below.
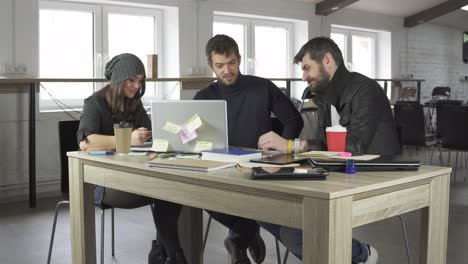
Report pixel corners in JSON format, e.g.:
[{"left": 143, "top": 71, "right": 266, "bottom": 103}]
[
  {"left": 0, "top": 0, "right": 13, "bottom": 68},
  {"left": 1, "top": 0, "right": 467, "bottom": 202},
  {"left": 399, "top": 24, "right": 468, "bottom": 102}
]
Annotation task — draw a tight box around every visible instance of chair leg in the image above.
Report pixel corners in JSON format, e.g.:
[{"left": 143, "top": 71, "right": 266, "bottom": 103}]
[
  {"left": 202, "top": 215, "right": 212, "bottom": 255},
  {"left": 462, "top": 151, "right": 468, "bottom": 182},
  {"left": 101, "top": 208, "right": 105, "bottom": 264},
  {"left": 429, "top": 146, "right": 435, "bottom": 165},
  {"left": 455, "top": 151, "right": 459, "bottom": 184},
  {"left": 396, "top": 215, "right": 411, "bottom": 264},
  {"left": 111, "top": 208, "right": 115, "bottom": 257},
  {"left": 283, "top": 249, "right": 289, "bottom": 264},
  {"left": 47, "top": 201, "right": 70, "bottom": 264},
  {"left": 275, "top": 238, "right": 281, "bottom": 264},
  {"left": 438, "top": 146, "right": 443, "bottom": 166}
]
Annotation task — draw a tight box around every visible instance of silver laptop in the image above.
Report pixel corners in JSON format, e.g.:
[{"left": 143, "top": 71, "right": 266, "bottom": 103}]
[{"left": 151, "top": 100, "right": 228, "bottom": 153}]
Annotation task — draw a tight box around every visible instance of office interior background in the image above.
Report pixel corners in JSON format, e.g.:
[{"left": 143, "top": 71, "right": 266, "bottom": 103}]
[{"left": 0, "top": 0, "right": 468, "bottom": 263}]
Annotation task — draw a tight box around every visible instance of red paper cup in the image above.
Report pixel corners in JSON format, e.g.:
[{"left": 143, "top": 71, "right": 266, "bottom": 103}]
[{"left": 326, "top": 126, "right": 347, "bottom": 152}]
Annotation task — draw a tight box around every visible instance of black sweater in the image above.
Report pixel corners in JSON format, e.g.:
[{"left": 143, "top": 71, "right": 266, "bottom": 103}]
[{"left": 194, "top": 74, "right": 303, "bottom": 149}]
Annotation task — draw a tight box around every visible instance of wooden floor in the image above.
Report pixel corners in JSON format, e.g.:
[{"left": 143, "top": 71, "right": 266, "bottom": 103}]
[{"left": 1, "top": 154, "right": 468, "bottom": 264}]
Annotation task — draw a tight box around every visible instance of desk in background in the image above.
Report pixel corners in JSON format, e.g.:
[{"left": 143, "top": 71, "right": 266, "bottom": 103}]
[{"left": 68, "top": 152, "right": 450, "bottom": 264}]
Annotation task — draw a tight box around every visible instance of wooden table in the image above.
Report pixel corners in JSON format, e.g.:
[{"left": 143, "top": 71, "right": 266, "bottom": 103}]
[{"left": 68, "top": 152, "right": 451, "bottom": 264}]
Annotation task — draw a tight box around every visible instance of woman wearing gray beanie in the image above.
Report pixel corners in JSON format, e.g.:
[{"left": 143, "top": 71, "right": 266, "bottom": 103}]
[{"left": 77, "top": 53, "right": 187, "bottom": 264}]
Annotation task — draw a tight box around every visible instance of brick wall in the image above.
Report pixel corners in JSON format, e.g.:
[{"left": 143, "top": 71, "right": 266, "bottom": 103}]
[{"left": 399, "top": 24, "right": 468, "bottom": 102}]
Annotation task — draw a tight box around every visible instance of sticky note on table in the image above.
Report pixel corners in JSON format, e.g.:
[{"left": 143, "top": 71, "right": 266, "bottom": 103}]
[
  {"left": 194, "top": 141, "right": 213, "bottom": 152},
  {"left": 186, "top": 113, "right": 202, "bottom": 132},
  {"left": 162, "top": 122, "right": 181, "bottom": 134},
  {"left": 179, "top": 125, "right": 197, "bottom": 144},
  {"left": 127, "top": 151, "right": 148, "bottom": 157},
  {"left": 151, "top": 139, "right": 169, "bottom": 152}
]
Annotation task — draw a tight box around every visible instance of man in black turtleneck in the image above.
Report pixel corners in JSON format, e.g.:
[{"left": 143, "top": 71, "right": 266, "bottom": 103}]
[
  {"left": 259, "top": 37, "right": 399, "bottom": 264},
  {"left": 194, "top": 34, "right": 303, "bottom": 264}
]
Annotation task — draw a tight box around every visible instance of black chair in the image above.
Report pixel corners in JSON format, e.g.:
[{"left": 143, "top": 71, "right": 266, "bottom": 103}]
[
  {"left": 438, "top": 105, "right": 468, "bottom": 182},
  {"left": 394, "top": 101, "right": 436, "bottom": 163},
  {"left": 432, "top": 86, "right": 451, "bottom": 100},
  {"left": 435, "top": 100, "right": 462, "bottom": 140},
  {"left": 48, "top": 120, "right": 153, "bottom": 264},
  {"left": 58, "top": 120, "right": 80, "bottom": 193}
]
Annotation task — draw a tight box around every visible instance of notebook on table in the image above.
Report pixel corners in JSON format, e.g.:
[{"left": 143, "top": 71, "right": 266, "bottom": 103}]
[
  {"left": 201, "top": 148, "right": 262, "bottom": 163},
  {"left": 148, "top": 158, "right": 235, "bottom": 172},
  {"left": 310, "top": 156, "right": 421, "bottom": 172}
]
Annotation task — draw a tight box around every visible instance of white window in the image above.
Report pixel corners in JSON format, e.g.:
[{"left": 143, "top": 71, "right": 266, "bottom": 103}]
[
  {"left": 331, "top": 27, "right": 376, "bottom": 78},
  {"left": 39, "top": 1, "right": 162, "bottom": 111},
  {"left": 213, "top": 14, "right": 293, "bottom": 88}
]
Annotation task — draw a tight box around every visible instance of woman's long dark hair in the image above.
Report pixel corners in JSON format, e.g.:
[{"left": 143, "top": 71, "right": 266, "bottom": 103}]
[{"left": 97, "top": 77, "right": 146, "bottom": 123}]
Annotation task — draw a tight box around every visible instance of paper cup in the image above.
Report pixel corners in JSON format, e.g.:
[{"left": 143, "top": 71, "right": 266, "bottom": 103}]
[
  {"left": 326, "top": 126, "right": 347, "bottom": 152},
  {"left": 114, "top": 122, "right": 133, "bottom": 155}
]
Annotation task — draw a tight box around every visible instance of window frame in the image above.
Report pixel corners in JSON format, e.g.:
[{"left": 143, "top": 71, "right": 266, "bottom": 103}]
[
  {"left": 39, "top": 1, "right": 163, "bottom": 111},
  {"left": 213, "top": 13, "right": 293, "bottom": 78},
  {"left": 331, "top": 26, "right": 377, "bottom": 78}
]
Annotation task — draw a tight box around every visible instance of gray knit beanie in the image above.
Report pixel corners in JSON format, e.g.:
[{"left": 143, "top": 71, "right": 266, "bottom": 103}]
[{"left": 104, "top": 53, "right": 146, "bottom": 84}]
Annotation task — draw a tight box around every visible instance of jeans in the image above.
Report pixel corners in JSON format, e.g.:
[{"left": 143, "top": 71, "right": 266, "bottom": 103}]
[{"left": 259, "top": 222, "right": 368, "bottom": 263}]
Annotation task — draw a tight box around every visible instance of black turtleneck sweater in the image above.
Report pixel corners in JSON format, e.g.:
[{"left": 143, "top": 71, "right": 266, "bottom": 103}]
[
  {"left": 194, "top": 74, "right": 303, "bottom": 149},
  {"left": 320, "top": 63, "right": 400, "bottom": 155}
]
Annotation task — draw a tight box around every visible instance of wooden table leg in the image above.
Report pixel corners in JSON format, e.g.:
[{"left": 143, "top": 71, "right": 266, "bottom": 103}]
[
  {"left": 420, "top": 174, "right": 450, "bottom": 264},
  {"left": 178, "top": 206, "right": 203, "bottom": 264},
  {"left": 303, "top": 196, "right": 352, "bottom": 264},
  {"left": 69, "top": 157, "right": 96, "bottom": 264}
]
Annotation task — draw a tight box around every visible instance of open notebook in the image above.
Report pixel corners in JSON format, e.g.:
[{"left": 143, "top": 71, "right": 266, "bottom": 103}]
[{"left": 148, "top": 158, "right": 235, "bottom": 172}]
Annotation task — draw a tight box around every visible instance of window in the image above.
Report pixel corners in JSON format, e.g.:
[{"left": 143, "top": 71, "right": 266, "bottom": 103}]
[
  {"left": 213, "top": 14, "right": 293, "bottom": 87},
  {"left": 39, "top": 2, "right": 162, "bottom": 110},
  {"left": 331, "top": 27, "right": 376, "bottom": 78}
]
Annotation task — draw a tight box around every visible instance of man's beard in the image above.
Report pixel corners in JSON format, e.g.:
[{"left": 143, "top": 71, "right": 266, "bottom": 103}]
[
  {"left": 217, "top": 73, "right": 239, "bottom": 86},
  {"left": 309, "top": 64, "right": 330, "bottom": 95}
]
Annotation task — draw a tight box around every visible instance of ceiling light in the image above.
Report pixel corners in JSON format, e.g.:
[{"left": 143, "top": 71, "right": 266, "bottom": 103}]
[
  {"left": 462, "top": 5, "right": 468, "bottom": 11},
  {"left": 331, "top": 6, "right": 339, "bottom": 11}
]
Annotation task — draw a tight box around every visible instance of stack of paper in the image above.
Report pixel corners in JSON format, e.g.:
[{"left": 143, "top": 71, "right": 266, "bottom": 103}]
[{"left": 148, "top": 158, "right": 235, "bottom": 172}]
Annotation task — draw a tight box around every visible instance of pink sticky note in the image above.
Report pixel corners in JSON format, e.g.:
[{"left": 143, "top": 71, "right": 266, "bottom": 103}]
[
  {"left": 339, "top": 152, "right": 352, "bottom": 157},
  {"left": 179, "top": 125, "right": 197, "bottom": 144}
]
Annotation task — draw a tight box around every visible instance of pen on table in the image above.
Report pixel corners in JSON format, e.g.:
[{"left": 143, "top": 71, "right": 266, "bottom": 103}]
[{"left": 88, "top": 150, "right": 115, "bottom": 155}]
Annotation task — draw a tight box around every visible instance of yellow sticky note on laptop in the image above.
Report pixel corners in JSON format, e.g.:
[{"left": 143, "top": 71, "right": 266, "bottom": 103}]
[
  {"left": 151, "top": 139, "right": 169, "bottom": 152},
  {"left": 194, "top": 141, "right": 213, "bottom": 152},
  {"left": 186, "top": 113, "right": 202, "bottom": 132},
  {"left": 162, "top": 122, "right": 181, "bottom": 134}
]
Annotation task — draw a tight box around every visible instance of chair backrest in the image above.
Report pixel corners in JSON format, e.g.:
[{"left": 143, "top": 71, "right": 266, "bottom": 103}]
[
  {"left": 58, "top": 120, "right": 80, "bottom": 193},
  {"left": 432, "top": 86, "right": 451, "bottom": 99},
  {"left": 399, "top": 87, "right": 417, "bottom": 101},
  {"left": 393, "top": 102, "right": 426, "bottom": 146},
  {"left": 301, "top": 88, "right": 314, "bottom": 99},
  {"left": 440, "top": 105, "right": 468, "bottom": 149},
  {"left": 435, "top": 100, "right": 462, "bottom": 139}
]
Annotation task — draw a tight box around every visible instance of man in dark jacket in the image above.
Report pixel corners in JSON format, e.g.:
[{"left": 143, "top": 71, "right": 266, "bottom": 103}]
[
  {"left": 195, "top": 34, "right": 304, "bottom": 264},
  {"left": 260, "top": 37, "right": 400, "bottom": 264}
]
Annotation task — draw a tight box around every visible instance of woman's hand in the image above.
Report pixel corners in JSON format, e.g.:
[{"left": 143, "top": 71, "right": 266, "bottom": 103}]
[
  {"left": 131, "top": 127, "right": 152, "bottom": 145},
  {"left": 257, "top": 131, "right": 288, "bottom": 153}
]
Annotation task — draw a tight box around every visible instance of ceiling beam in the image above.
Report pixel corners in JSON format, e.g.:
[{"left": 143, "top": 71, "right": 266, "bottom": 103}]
[
  {"left": 404, "top": 0, "right": 468, "bottom": 27},
  {"left": 315, "top": 0, "right": 360, "bottom": 16}
]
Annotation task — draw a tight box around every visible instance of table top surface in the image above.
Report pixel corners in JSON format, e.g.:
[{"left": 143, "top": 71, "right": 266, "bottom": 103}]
[{"left": 69, "top": 151, "right": 451, "bottom": 199}]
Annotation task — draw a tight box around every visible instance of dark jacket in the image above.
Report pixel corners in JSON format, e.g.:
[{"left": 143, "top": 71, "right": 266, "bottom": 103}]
[
  {"left": 77, "top": 92, "right": 150, "bottom": 145},
  {"left": 194, "top": 74, "right": 303, "bottom": 148},
  {"left": 313, "top": 63, "right": 400, "bottom": 155}
]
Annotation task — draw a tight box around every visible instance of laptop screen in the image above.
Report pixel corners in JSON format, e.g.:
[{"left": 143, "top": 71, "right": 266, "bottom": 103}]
[{"left": 151, "top": 100, "right": 228, "bottom": 153}]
